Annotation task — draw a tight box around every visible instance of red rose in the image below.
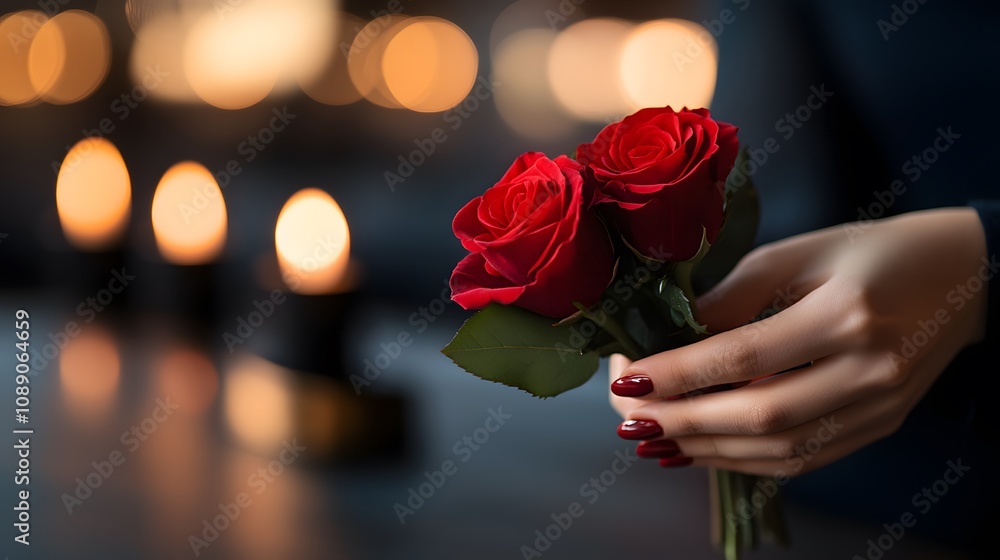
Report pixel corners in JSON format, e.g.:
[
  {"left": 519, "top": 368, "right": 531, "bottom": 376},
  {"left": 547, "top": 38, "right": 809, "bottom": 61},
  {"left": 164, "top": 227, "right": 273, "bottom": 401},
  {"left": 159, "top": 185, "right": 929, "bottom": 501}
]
[
  {"left": 450, "top": 152, "right": 615, "bottom": 318},
  {"left": 577, "top": 107, "right": 739, "bottom": 261}
]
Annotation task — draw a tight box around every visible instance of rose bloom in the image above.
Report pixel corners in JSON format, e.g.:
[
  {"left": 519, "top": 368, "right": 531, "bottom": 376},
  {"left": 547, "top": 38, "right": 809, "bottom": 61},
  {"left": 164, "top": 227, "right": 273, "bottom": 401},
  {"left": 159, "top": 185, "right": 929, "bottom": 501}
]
[
  {"left": 450, "top": 152, "right": 615, "bottom": 318},
  {"left": 578, "top": 107, "right": 739, "bottom": 261}
]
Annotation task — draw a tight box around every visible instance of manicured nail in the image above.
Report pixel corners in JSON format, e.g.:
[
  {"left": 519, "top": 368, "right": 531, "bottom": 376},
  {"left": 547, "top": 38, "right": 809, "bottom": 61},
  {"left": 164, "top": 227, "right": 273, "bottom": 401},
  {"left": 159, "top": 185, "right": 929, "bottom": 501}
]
[
  {"left": 658, "top": 456, "right": 693, "bottom": 468},
  {"left": 617, "top": 419, "right": 662, "bottom": 440},
  {"left": 612, "top": 375, "right": 654, "bottom": 397},
  {"left": 636, "top": 439, "right": 681, "bottom": 458}
]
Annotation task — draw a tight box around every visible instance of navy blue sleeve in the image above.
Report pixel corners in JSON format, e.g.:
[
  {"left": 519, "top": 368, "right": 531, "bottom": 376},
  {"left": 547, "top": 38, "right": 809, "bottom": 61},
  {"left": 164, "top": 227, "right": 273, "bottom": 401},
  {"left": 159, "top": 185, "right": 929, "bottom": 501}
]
[{"left": 970, "top": 200, "right": 1000, "bottom": 339}]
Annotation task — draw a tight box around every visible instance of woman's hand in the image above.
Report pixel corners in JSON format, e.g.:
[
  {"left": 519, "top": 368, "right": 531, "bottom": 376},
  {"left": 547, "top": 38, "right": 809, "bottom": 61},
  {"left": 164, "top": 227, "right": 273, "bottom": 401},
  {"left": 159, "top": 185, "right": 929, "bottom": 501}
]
[{"left": 609, "top": 208, "right": 991, "bottom": 475}]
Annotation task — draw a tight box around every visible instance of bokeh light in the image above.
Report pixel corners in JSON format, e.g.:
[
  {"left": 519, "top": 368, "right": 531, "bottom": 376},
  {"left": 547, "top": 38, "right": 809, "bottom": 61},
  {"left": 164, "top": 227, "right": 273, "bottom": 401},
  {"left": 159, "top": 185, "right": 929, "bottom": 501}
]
[
  {"left": 275, "top": 188, "right": 351, "bottom": 295},
  {"left": 347, "top": 14, "right": 411, "bottom": 108},
  {"left": 56, "top": 138, "right": 132, "bottom": 250},
  {"left": 620, "top": 19, "right": 719, "bottom": 110},
  {"left": 548, "top": 18, "right": 634, "bottom": 121},
  {"left": 0, "top": 11, "right": 48, "bottom": 106},
  {"left": 27, "top": 10, "right": 111, "bottom": 105},
  {"left": 182, "top": 0, "right": 335, "bottom": 109},
  {"left": 299, "top": 12, "right": 365, "bottom": 106},
  {"left": 151, "top": 161, "right": 228, "bottom": 265},
  {"left": 153, "top": 348, "right": 219, "bottom": 415},
  {"left": 129, "top": 13, "right": 199, "bottom": 103},
  {"left": 224, "top": 355, "right": 295, "bottom": 453},
  {"left": 493, "top": 29, "right": 575, "bottom": 139},
  {"left": 382, "top": 17, "right": 478, "bottom": 113},
  {"left": 60, "top": 327, "right": 121, "bottom": 413}
]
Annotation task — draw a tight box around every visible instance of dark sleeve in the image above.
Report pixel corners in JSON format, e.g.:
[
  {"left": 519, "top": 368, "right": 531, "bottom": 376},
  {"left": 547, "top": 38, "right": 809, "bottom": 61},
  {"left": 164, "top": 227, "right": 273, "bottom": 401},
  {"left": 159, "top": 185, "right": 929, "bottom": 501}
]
[{"left": 970, "top": 200, "right": 1000, "bottom": 338}]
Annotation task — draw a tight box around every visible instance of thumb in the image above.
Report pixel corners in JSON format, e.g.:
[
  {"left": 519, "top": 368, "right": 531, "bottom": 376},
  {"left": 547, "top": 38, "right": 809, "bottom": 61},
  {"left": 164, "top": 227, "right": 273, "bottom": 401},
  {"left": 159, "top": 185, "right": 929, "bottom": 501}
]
[{"left": 695, "top": 248, "right": 797, "bottom": 333}]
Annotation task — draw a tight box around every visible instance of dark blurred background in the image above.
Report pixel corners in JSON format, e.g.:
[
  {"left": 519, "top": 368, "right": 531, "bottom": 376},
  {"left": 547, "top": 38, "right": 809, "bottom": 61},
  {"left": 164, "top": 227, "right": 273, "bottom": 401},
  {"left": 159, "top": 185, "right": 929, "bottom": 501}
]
[{"left": 1, "top": 0, "right": 995, "bottom": 558}]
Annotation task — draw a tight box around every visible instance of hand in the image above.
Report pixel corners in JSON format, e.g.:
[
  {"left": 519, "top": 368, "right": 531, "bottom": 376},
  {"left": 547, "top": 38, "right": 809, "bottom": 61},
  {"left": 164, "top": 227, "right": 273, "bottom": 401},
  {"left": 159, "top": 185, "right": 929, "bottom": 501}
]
[{"left": 609, "top": 208, "right": 990, "bottom": 475}]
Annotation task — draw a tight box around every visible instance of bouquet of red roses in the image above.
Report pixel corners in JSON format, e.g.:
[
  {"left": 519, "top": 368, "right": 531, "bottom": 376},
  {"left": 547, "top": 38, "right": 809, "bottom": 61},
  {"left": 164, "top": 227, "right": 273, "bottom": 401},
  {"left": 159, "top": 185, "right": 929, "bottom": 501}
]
[{"left": 442, "top": 107, "right": 785, "bottom": 558}]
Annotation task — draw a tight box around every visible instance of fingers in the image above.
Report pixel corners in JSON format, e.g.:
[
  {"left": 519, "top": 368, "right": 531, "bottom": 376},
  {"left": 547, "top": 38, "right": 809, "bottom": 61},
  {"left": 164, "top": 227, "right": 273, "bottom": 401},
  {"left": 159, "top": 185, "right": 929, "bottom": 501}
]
[
  {"left": 634, "top": 375, "right": 916, "bottom": 475},
  {"left": 697, "top": 231, "right": 838, "bottom": 332},
  {"left": 624, "top": 352, "right": 889, "bottom": 437},
  {"left": 608, "top": 354, "right": 637, "bottom": 419},
  {"left": 609, "top": 353, "right": 631, "bottom": 381},
  {"left": 618, "top": 285, "right": 848, "bottom": 399}
]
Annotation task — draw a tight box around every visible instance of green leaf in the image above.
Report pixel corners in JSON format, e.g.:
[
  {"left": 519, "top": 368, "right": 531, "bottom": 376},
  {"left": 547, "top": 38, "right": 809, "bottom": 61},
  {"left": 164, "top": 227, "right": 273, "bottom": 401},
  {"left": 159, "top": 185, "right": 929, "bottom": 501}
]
[
  {"left": 657, "top": 278, "right": 708, "bottom": 335},
  {"left": 441, "top": 304, "right": 600, "bottom": 398},
  {"left": 693, "top": 148, "right": 761, "bottom": 289}
]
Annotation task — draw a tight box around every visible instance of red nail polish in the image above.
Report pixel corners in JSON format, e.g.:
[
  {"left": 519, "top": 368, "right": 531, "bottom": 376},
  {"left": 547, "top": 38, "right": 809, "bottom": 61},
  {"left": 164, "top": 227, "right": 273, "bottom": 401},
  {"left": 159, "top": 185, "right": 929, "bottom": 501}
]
[
  {"left": 637, "top": 439, "right": 681, "bottom": 458},
  {"left": 658, "top": 456, "right": 693, "bottom": 468},
  {"left": 617, "top": 419, "right": 662, "bottom": 440},
  {"left": 612, "top": 375, "right": 654, "bottom": 397}
]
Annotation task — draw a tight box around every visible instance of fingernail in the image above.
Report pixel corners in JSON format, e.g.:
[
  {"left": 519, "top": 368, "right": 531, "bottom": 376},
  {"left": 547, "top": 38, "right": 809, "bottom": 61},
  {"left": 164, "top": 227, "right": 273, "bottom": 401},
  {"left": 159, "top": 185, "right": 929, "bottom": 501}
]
[
  {"left": 658, "top": 456, "right": 693, "bottom": 468},
  {"left": 617, "top": 419, "right": 662, "bottom": 440},
  {"left": 636, "top": 439, "right": 681, "bottom": 458},
  {"left": 611, "top": 375, "right": 654, "bottom": 397}
]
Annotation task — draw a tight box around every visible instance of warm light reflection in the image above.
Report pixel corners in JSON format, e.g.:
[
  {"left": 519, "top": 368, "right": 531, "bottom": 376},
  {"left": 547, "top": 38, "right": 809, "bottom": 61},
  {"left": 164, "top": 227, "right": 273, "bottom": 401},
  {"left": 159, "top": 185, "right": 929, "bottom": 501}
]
[
  {"left": 153, "top": 348, "right": 219, "bottom": 415},
  {"left": 56, "top": 138, "right": 131, "bottom": 250},
  {"left": 493, "top": 29, "right": 575, "bottom": 139},
  {"left": 0, "top": 11, "right": 48, "bottom": 106},
  {"left": 299, "top": 12, "right": 365, "bottom": 106},
  {"left": 182, "top": 0, "right": 335, "bottom": 109},
  {"left": 28, "top": 10, "right": 111, "bottom": 105},
  {"left": 382, "top": 17, "right": 478, "bottom": 113},
  {"left": 130, "top": 14, "right": 198, "bottom": 102},
  {"left": 620, "top": 19, "right": 718, "bottom": 111},
  {"left": 275, "top": 188, "right": 351, "bottom": 295},
  {"left": 549, "top": 19, "right": 633, "bottom": 121},
  {"left": 224, "top": 355, "right": 294, "bottom": 453},
  {"left": 347, "top": 14, "right": 411, "bottom": 108},
  {"left": 60, "top": 327, "right": 120, "bottom": 413},
  {"left": 151, "top": 161, "right": 227, "bottom": 264}
]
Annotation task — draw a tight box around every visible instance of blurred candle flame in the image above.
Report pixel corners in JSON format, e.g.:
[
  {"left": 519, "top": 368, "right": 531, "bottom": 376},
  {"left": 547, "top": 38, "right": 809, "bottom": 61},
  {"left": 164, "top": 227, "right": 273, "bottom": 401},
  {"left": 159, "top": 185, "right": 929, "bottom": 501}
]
[
  {"left": 56, "top": 138, "right": 131, "bottom": 250},
  {"left": 274, "top": 188, "right": 350, "bottom": 295},
  {"left": 151, "top": 161, "right": 228, "bottom": 265}
]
